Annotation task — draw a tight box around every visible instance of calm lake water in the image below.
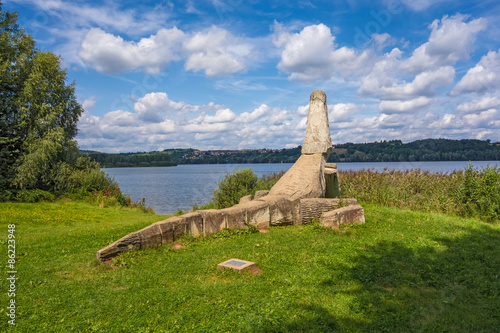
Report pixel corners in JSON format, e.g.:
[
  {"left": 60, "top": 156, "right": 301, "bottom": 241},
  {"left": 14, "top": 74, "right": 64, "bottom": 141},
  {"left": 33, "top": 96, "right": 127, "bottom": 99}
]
[{"left": 105, "top": 160, "right": 499, "bottom": 215}]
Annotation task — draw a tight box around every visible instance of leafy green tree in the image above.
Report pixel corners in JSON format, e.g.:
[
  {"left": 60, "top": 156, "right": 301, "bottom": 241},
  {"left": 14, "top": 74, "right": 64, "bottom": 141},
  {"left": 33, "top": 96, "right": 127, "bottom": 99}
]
[
  {"left": 13, "top": 50, "right": 83, "bottom": 191},
  {"left": 0, "top": 4, "right": 35, "bottom": 192},
  {"left": 0, "top": 4, "right": 115, "bottom": 200},
  {"left": 17, "top": 51, "right": 83, "bottom": 141}
]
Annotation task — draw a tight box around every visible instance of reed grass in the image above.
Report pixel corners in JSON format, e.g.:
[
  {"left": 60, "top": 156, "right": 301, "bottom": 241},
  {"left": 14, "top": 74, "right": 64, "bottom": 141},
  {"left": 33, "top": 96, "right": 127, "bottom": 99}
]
[{"left": 340, "top": 164, "right": 500, "bottom": 223}]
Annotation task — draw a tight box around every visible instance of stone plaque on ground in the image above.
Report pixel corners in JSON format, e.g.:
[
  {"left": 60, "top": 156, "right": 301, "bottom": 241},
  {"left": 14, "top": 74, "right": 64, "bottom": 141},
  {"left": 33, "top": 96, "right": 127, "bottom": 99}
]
[{"left": 217, "top": 258, "right": 259, "bottom": 273}]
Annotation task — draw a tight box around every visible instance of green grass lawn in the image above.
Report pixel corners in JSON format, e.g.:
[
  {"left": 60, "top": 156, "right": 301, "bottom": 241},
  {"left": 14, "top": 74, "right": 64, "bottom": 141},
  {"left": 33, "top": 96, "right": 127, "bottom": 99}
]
[{"left": 1, "top": 201, "right": 499, "bottom": 332}]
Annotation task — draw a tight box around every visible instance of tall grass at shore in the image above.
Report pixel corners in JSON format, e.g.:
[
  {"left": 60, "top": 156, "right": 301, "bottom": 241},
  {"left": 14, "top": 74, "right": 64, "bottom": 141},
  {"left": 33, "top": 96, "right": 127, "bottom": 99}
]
[
  {"left": 200, "top": 164, "right": 499, "bottom": 223},
  {"left": 340, "top": 164, "right": 500, "bottom": 223}
]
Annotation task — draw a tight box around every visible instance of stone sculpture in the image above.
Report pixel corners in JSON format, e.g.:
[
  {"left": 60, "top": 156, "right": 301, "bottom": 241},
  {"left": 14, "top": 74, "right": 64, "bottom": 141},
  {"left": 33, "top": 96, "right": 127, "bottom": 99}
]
[{"left": 96, "top": 90, "right": 364, "bottom": 261}]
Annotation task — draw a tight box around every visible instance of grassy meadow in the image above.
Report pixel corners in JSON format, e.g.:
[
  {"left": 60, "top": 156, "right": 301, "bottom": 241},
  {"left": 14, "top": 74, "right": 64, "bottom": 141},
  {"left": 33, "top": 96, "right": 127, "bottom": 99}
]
[{"left": 1, "top": 199, "right": 499, "bottom": 332}]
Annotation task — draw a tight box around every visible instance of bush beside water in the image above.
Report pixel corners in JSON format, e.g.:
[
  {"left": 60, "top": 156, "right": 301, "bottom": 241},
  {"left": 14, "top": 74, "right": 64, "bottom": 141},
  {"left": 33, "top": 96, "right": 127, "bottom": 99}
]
[{"left": 201, "top": 168, "right": 285, "bottom": 209}]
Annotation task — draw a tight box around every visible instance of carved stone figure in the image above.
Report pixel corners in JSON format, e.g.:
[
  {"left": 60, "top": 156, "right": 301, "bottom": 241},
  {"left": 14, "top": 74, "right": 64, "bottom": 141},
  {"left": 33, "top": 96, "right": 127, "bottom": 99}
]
[{"left": 96, "top": 91, "right": 364, "bottom": 261}]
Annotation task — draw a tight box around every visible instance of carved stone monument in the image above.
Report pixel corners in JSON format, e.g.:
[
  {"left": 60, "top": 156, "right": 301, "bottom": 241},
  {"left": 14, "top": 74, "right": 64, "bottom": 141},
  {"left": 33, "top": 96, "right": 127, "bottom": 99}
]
[{"left": 96, "top": 90, "right": 364, "bottom": 261}]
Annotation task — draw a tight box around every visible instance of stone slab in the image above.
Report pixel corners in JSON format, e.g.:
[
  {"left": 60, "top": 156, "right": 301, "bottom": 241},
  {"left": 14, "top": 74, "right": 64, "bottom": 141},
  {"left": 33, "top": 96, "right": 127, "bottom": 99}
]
[
  {"left": 324, "top": 168, "right": 341, "bottom": 198},
  {"left": 240, "top": 200, "right": 270, "bottom": 228},
  {"left": 260, "top": 195, "right": 300, "bottom": 226},
  {"left": 155, "top": 216, "right": 189, "bottom": 243},
  {"left": 180, "top": 212, "right": 204, "bottom": 237},
  {"left": 320, "top": 204, "right": 365, "bottom": 229},
  {"left": 198, "top": 209, "right": 227, "bottom": 235},
  {"left": 299, "top": 198, "right": 357, "bottom": 223},
  {"left": 222, "top": 206, "right": 248, "bottom": 230},
  {"left": 137, "top": 223, "right": 162, "bottom": 247},
  {"left": 217, "top": 258, "right": 259, "bottom": 273},
  {"left": 96, "top": 232, "right": 141, "bottom": 261}
]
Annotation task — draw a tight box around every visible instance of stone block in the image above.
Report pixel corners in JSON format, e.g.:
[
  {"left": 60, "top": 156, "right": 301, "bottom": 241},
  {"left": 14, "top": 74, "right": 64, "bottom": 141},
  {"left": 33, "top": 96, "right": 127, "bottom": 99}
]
[
  {"left": 222, "top": 206, "right": 248, "bottom": 230},
  {"left": 325, "top": 163, "right": 337, "bottom": 169},
  {"left": 243, "top": 200, "right": 270, "bottom": 228},
  {"left": 155, "top": 216, "right": 190, "bottom": 243},
  {"left": 137, "top": 223, "right": 162, "bottom": 247},
  {"left": 173, "top": 219, "right": 189, "bottom": 241},
  {"left": 96, "top": 232, "right": 141, "bottom": 261},
  {"left": 260, "top": 195, "right": 300, "bottom": 226},
  {"left": 320, "top": 204, "right": 365, "bottom": 229},
  {"left": 302, "top": 90, "right": 333, "bottom": 155},
  {"left": 198, "top": 209, "right": 227, "bottom": 235},
  {"left": 324, "top": 168, "right": 340, "bottom": 198},
  {"left": 299, "top": 198, "right": 357, "bottom": 224},
  {"left": 181, "top": 212, "right": 203, "bottom": 237},
  {"left": 155, "top": 219, "right": 175, "bottom": 244},
  {"left": 217, "top": 259, "right": 259, "bottom": 274}
]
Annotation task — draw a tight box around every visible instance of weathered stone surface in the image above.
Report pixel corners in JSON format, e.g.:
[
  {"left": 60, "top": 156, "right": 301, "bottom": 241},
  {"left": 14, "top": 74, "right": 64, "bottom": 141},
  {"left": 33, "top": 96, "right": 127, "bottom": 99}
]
[
  {"left": 238, "top": 194, "right": 253, "bottom": 204},
  {"left": 182, "top": 212, "right": 204, "bottom": 236},
  {"left": 325, "top": 163, "right": 337, "bottom": 168},
  {"left": 325, "top": 167, "right": 341, "bottom": 198},
  {"left": 242, "top": 200, "right": 270, "bottom": 228},
  {"left": 320, "top": 204, "right": 365, "bottom": 229},
  {"left": 96, "top": 232, "right": 141, "bottom": 261},
  {"left": 137, "top": 223, "right": 162, "bottom": 247},
  {"left": 302, "top": 90, "right": 332, "bottom": 155},
  {"left": 198, "top": 209, "right": 227, "bottom": 235},
  {"left": 254, "top": 190, "right": 269, "bottom": 200},
  {"left": 259, "top": 195, "right": 300, "bottom": 226},
  {"left": 155, "top": 219, "right": 174, "bottom": 244},
  {"left": 222, "top": 206, "right": 248, "bottom": 230},
  {"left": 299, "top": 198, "right": 357, "bottom": 224},
  {"left": 268, "top": 153, "right": 327, "bottom": 200},
  {"left": 155, "top": 216, "right": 190, "bottom": 243}
]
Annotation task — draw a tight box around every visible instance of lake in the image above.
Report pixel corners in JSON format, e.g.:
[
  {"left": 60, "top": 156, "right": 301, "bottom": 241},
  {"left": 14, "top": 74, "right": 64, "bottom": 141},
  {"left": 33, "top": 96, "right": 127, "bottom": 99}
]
[{"left": 104, "top": 160, "right": 499, "bottom": 215}]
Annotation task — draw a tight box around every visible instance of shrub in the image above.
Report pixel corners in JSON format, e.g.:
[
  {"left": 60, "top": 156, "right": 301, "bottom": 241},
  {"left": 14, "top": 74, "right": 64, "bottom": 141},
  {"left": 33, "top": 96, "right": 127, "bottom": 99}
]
[
  {"left": 212, "top": 168, "right": 258, "bottom": 208},
  {"left": 255, "top": 171, "right": 286, "bottom": 191},
  {"left": 457, "top": 164, "right": 500, "bottom": 222},
  {"left": 66, "top": 157, "right": 117, "bottom": 194},
  {"left": 15, "top": 189, "right": 55, "bottom": 203},
  {"left": 208, "top": 169, "right": 285, "bottom": 209}
]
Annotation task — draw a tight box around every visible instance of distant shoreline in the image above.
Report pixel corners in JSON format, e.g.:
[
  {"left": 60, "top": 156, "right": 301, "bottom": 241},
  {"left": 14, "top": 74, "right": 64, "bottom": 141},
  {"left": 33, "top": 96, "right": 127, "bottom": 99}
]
[{"left": 84, "top": 138, "right": 500, "bottom": 167}]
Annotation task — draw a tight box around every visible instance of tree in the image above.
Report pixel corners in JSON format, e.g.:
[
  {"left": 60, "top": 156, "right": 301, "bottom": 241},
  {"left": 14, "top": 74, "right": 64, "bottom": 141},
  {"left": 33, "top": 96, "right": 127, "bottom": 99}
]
[
  {"left": 0, "top": 4, "right": 113, "bottom": 199},
  {"left": 13, "top": 51, "right": 83, "bottom": 190},
  {"left": 0, "top": 4, "right": 35, "bottom": 192},
  {"left": 17, "top": 51, "right": 83, "bottom": 142}
]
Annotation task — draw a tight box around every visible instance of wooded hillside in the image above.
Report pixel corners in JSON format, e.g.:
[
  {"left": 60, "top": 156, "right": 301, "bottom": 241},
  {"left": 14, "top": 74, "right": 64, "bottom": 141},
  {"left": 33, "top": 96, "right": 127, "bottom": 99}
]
[{"left": 82, "top": 139, "right": 500, "bottom": 167}]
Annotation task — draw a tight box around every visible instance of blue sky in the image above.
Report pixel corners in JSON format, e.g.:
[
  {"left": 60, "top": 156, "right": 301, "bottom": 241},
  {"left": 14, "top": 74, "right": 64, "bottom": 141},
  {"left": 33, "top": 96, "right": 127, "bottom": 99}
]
[{"left": 6, "top": 0, "right": 500, "bottom": 152}]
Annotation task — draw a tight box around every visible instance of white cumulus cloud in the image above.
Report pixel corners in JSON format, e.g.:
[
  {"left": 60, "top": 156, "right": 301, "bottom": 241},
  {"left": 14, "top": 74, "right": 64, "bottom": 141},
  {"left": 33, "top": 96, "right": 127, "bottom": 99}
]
[
  {"left": 183, "top": 26, "right": 251, "bottom": 76},
  {"left": 457, "top": 96, "right": 500, "bottom": 113},
  {"left": 451, "top": 49, "right": 500, "bottom": 95},
  {"left": 399, "top": 14, "right": 487, "bottom": 74},
  {"left": 79, "top": 27, "right": 186, "bottom": 74},
  {"left": 134, "top": 92, "right": 186, "bottom": 122},
  {"left": 274, "top": 23, "right": 372, "bottom": 81},
  {"left": 378, "top": 96, "right": 436, "bottom": 114}
]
